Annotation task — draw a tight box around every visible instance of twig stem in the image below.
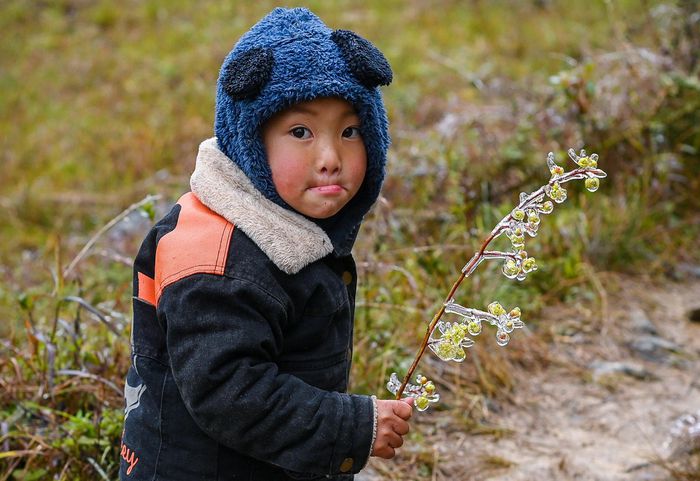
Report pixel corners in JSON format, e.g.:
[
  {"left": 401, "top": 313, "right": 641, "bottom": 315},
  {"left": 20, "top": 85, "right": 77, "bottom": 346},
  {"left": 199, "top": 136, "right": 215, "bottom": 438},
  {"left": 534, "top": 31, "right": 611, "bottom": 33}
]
[
  {"left": 62, "top": 194, "right": 160, "bottom": 279},
  {"left": 393, "top": 166, "right": 606, "bottom": 399},
  {"left": 395, "top": 231, "right": 497, "bottom": 399}
]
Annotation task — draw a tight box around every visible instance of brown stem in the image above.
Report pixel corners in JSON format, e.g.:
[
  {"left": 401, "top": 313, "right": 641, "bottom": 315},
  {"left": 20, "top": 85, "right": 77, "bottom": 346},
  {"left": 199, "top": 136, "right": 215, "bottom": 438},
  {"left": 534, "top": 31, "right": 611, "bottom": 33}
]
[
  {"left": 395, "top": 230, "right": 499, "bottom": 399},
  {"left": 393, "top": 165, "right": 607, "bottom": 399},
  {"left": 62, "top": 194, "right": 161, "bottom": 279}
]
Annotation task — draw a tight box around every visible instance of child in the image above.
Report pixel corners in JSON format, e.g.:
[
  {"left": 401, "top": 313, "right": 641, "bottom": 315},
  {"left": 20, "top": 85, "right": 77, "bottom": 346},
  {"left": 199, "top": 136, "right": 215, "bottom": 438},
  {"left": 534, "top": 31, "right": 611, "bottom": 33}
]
[{"left": 120, "top": 7, "right": 412, "bottom": 481}]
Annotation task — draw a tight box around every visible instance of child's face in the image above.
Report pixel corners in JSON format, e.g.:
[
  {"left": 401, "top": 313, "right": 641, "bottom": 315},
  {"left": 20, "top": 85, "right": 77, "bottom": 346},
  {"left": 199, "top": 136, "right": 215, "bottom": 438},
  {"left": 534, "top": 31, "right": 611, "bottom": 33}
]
[{"left": 262, "top": 97, "right": 367, "bottom": 219}]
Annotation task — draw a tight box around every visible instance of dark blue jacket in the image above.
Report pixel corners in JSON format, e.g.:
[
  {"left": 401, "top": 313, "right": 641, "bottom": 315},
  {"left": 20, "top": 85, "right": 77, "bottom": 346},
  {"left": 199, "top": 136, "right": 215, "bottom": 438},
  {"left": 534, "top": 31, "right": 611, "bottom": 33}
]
[{"left": 119, "top": 140, "right": 376, "bottom": 480}]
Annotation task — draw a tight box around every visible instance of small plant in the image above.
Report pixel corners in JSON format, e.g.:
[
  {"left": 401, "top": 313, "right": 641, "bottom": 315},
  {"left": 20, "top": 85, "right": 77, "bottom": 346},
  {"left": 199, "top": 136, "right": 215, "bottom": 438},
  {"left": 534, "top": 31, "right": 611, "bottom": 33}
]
[
  {"left": 386, "top": 148, "right": 607, "bottom": 410},
  {"left": 656, "top": 410, "right": 700, "bottom": 480}
]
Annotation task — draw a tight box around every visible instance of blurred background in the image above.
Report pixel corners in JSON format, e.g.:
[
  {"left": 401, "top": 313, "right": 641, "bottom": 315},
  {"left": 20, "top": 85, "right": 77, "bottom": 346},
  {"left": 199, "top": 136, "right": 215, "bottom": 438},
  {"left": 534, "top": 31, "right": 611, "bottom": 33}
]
[{"left": 1, "top": 1, "right": 698, "bottom": 479}]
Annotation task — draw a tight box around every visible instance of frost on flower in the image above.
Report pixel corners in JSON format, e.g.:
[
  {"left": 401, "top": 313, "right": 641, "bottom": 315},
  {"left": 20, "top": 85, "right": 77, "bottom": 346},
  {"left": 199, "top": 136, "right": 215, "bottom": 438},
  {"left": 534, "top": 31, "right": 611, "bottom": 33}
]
[
  {"left": 386, "top": 148, "right": 606, "bottom": 412},
  {"left": 386, "top": 372, "right": 440, "bottom": 411},
  {"left": 428, "top": 321, "right": 473, "bottom": 362},
  {"left": 430, "top": 299, "right": 525, "bottom": 354}
]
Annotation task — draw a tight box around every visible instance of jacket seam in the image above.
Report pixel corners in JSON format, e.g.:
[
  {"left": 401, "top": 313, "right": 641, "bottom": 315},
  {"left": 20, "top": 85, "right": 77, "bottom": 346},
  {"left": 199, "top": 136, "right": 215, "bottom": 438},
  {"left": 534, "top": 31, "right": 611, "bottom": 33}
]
[
  {"left": 129, "top": 351, "right": 168, "bottom": 367},
  {"left": 223, "top": 273, "right": 287, "bottom": 308},
  {"left": 300, "top": 296, "right": 349, "bottom": 318},
  {"left": 159, "top": 263, "right": 227, "bottom": 287},
  {"left": 158, "top": 271, "right": 288, "bottom": 314},
  {"left": 150, "top": 369, "right": 169, "bottom": 481},
  {"left": 214, "top": 220, "right": 225, "bottom": 268},
  {"left": 133, "top": 296, "right": 156, "bottom": 310}
]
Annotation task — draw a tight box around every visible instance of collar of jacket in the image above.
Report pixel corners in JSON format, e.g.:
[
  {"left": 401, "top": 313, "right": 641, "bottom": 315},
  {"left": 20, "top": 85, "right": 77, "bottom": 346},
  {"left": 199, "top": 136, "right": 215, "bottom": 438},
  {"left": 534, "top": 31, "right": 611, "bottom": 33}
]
[{"left": 190, "top": 137, "right": 333, "bottom": 274}]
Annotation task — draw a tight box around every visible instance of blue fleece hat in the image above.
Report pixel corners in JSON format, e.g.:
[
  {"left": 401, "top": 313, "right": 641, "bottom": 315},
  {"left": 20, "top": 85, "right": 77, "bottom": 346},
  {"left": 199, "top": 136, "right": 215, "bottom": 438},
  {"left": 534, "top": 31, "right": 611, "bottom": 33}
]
[{"left": 214, "top": 7, "right": 392, "bottom": 255}]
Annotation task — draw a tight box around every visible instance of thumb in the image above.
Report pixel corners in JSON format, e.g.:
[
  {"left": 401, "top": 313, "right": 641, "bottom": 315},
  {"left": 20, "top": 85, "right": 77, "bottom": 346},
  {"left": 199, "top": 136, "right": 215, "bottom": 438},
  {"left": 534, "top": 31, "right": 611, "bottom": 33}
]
[{"left": 393, "top": 399, "right": 413, "bottom": 419}]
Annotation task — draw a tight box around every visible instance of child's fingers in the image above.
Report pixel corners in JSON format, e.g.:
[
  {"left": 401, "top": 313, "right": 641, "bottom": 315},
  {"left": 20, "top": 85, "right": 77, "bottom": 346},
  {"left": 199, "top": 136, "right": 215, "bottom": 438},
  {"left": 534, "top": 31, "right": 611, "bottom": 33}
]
[
  {"left": 374, "top": 445, "right": 396, "bottom": 459},
  {"left": 393, "top": 418, "right": 410, "bottom": 436},
  {"left": 392, "top": 400, "right": 413, "bottom": 420},
  {"left": 389, "top": 433, "right": 404, "bottom": 449},
  {"left": 382, "top": 429, "right": 402, "bottom": 446},
  {"left": 372, "top": 429, "right": 402, "bottom": 459}
]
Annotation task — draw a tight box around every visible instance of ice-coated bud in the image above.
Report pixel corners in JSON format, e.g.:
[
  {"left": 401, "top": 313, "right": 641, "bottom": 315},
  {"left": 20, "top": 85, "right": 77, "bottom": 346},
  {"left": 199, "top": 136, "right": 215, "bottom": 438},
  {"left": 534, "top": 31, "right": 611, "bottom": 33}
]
[
  {"left": 585, "top": 178, "right": 600, "bottom": 192},
  {"left": 578, "top": 156, "right": 590, "bottom": 168},
  {"left": 524, "top": 223, "right": 539, "bottom": 237},
  {"left": 386, "top": 373, "right": 440, "bottom": 412},
  {"left": 550, "top": 165, "right": 564, "bottom": 177},
  {"left": 503, "top": 319, "right": 515, "bottom": 333},
  {"left": 452, "top": 345, "right": 467, "bottom": 362},
  {"left": 415, "top": 395, "right": 430, "bottom": 411},
  {"left": 467, "top": 321, "right": 482, "bottom": 336},
  {"left": 539, "top": 200, "right": 554, "bottom": 214},
  {"left": 546, "top": 183, "right": 555, "bottom": 200},
  {"left": 432, "top": 341, "right": 456, "bottom": 361},
  {"left": 527, "top": 210, "right": 540, "bottom": 226},
  {"left": 509, "top": 307, "right": 521, "bottom": 319},
  {"left": 417, "top": 375, "right": 427, "bottom": 385},
  {"left": 488, "top": 301, "right": 506, "bottom": 316},
  {"left": 496, "top": 330, "right": 510, "bottom": 347},
  {"left": 547, "top": 182, "right": 568, "bottom": 203},
  {"left": 547, "top": 152, "right": 564, "bottom": 178},
  {"left": 446, "top": 324, "right": 465, "bottom": 344},
  {"left": 511, "top": 236, "right": 525, "bottom": 250},
  {"left": 502, "top": 259, "right": 520, "bottom": 279},
  {"left": 512, "top": 208, "right": 525, "bottom": 221},
  {"left": 522, "top": 257, "right": 538, "bottom": 273}
]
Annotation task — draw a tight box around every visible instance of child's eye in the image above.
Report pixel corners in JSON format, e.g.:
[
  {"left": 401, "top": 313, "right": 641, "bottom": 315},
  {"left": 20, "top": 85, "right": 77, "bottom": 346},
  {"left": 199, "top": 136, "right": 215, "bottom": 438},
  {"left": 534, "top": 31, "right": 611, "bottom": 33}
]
[
  {"left": 342, "top": 126, "right": 361, "bottom": 139},
  {"left": 290, "top": 127, "right": 312, "bottom": 139}
]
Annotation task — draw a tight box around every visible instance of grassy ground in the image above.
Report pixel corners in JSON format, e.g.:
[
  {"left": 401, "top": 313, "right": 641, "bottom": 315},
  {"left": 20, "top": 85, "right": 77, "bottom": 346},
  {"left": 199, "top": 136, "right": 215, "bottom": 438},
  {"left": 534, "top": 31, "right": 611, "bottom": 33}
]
[{"left": 1, "top": 0, "right": 699, "bottom": 479}]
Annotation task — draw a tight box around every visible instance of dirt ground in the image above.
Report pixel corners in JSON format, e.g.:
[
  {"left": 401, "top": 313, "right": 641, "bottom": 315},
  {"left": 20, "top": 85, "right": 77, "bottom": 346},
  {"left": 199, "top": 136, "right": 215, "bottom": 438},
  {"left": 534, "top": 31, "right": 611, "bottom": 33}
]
[{"left": 360, "top": 274, "right": 700, "bottom": 481}]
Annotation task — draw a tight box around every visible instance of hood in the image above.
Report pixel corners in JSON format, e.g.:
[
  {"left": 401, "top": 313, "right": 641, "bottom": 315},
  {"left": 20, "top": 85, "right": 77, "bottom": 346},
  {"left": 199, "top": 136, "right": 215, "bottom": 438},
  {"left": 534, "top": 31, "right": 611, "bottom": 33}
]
[{"left": 213, "top": 7, "right": 392, "bottom": 255}]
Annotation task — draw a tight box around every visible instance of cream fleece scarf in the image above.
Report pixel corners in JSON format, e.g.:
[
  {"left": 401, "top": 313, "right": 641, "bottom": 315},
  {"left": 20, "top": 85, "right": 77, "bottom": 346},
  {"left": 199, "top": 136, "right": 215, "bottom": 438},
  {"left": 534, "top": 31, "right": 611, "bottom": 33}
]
[{"left": 190, "top": 137, "right": 333, "bottom": 275}]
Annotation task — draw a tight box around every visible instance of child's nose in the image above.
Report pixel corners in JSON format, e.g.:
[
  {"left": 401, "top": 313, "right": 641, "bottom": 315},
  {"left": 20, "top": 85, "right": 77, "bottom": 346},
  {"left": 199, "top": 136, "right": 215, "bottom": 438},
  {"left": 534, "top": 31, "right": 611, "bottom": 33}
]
[{"left": 316, "top": 141, "right": 342, "bottom": 175}]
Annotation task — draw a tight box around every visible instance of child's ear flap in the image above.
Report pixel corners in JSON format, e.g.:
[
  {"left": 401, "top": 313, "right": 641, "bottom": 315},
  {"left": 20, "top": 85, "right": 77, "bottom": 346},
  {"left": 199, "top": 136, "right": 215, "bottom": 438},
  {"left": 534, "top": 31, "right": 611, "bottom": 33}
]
[
  {"left": 331, "top": 30, "right": 392, "bottom": 88},
  {"left": 221, "top": 47, "right": 274, "bottom": 100}
]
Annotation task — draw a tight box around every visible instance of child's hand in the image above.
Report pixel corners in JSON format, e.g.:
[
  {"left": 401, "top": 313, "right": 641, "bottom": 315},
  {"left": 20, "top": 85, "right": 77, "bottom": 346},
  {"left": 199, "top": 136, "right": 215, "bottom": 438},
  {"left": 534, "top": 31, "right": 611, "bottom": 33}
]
[{"left": 371, "top": 398, "right": 413, "bottom": 459}]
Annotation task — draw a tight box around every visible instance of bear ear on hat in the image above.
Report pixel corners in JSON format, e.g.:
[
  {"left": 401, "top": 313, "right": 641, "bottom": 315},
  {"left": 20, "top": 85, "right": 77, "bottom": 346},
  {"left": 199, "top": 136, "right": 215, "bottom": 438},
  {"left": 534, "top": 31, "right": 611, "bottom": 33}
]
[
  {"left": 331, "top": 30, "right": 392, "bottom": 88},
  {"left": 221, "top": 47, "right": 274, "bottom": 100}
]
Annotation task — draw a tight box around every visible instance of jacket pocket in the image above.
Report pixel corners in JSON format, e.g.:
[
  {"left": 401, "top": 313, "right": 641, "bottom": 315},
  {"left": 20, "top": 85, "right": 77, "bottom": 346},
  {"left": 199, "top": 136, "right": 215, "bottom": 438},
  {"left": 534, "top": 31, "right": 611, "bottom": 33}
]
[{"left": 131, "top": 298, "right": 168, "bottom": 363}]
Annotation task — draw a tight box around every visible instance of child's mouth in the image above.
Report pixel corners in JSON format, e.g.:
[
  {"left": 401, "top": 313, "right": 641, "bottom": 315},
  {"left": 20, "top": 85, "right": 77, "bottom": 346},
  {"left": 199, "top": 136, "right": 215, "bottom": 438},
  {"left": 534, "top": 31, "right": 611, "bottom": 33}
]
[{"left": 310, "top": 184, "right": 344, "bottom": 194}]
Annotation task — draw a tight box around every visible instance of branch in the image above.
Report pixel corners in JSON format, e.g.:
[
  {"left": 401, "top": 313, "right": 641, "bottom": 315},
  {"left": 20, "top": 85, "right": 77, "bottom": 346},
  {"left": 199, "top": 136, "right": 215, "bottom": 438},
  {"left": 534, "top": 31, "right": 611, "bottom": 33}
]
[
  {"left": 63, "top": 194, "right": 161, "bottom": 279},
  {"left": 388, "top": 148, "right": 607, "bottom": 408}
]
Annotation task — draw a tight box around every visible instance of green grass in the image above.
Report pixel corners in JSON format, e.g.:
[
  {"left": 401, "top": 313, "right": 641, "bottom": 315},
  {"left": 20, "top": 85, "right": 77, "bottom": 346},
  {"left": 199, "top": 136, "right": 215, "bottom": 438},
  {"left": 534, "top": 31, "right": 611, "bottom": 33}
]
[{"left": 1, "top": 0, "right": 699, "bottom": 479}]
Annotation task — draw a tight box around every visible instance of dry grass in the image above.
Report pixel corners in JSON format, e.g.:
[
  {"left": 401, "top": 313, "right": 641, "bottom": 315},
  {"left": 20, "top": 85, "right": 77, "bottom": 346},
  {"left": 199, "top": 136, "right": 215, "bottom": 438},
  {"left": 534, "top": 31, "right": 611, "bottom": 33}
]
[{"left": 1, "top": 1, "right": 699, "bottom": 479}]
